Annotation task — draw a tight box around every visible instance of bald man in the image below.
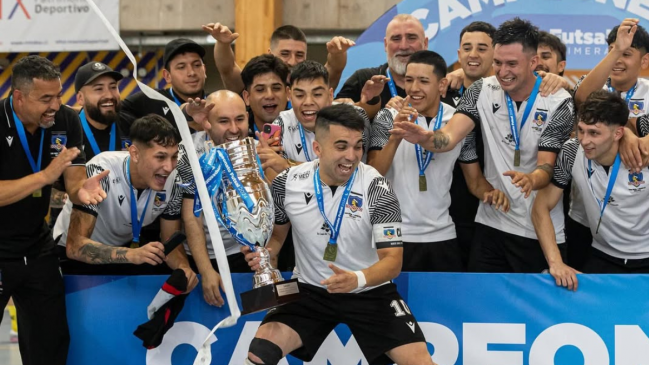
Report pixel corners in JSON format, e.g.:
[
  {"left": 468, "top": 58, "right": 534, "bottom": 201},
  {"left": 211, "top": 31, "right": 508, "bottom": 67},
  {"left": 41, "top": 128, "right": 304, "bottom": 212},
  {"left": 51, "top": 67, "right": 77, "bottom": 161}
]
[
  {"left": 337, "top": 14, "right": 456, "bottom": 108},
  {"left": 178, "top": 90, "right": 258, "bottom": 306}
]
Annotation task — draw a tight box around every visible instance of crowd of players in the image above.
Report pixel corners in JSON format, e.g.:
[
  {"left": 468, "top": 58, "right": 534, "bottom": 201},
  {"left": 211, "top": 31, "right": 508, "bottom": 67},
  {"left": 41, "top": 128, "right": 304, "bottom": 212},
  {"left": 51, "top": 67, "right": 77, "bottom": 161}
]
[{"left": 1, "top": 13, "right": 648, "bottom": 365}]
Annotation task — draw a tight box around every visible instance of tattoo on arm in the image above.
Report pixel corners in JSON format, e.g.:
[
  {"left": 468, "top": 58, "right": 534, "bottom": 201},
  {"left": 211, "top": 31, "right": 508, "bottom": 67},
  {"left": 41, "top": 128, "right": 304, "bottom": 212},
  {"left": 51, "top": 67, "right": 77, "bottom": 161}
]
[
  {"left": 78, "top": 244, "right": 129, "bottom": 264},
  {"left": 535, "top": 163, "right": 554, "bottom": 179},
  {"left": 431, "top": 130, "right": 450, "bottom": 150}
]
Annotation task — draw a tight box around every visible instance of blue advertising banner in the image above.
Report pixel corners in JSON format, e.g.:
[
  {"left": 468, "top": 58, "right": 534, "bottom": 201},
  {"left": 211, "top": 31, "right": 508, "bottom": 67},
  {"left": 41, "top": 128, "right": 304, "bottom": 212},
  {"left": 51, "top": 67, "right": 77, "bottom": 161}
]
[
  {"left": 339, "top": 0, "right": 649, "bottom": 93},
  {"left": 65, "top": 273, "right": 649, "bottom": 365}
]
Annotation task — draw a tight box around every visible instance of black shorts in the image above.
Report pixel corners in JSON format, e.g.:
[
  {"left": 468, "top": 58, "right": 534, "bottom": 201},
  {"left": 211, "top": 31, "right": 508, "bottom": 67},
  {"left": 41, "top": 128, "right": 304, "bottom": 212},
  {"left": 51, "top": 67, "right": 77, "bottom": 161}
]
[
  {"left": 469, "top": 223, "right": 567, "bottom": 273},
  {"left": 402, "top": 239, "right": 465, "bottom": 272},
  {"left": 583, "top": 248, "right": 649, "bottom": 273},
  {"left": 261, "top": 282, "right": 426, "bottom": 364}
]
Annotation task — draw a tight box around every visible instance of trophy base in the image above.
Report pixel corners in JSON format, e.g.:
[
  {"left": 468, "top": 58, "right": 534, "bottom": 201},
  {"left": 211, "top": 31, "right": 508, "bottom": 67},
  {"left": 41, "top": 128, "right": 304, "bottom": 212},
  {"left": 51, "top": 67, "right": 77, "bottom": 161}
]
[{"left": 241, "top": 278, "right": 302, "bottom": 315}]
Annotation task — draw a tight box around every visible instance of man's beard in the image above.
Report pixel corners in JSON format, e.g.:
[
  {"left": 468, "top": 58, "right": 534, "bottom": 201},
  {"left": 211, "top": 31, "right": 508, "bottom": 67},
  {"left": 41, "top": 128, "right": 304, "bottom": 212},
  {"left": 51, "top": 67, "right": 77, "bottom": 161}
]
[
  {"left": 85, "top": 99, "right": 120, "bottom": 126},
  {"left": 387, "top": 52, "right": 411, "bottom": 75}
]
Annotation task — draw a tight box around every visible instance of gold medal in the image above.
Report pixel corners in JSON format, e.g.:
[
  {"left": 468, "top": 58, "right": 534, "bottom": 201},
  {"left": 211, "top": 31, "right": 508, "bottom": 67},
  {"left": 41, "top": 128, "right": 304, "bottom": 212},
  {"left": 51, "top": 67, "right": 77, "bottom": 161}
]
[
  {"left": 419, "top": 175, "right": 427, "bottom": 192},
  {"left": 323, "top": 243, "right": 337, "bottom": 262},
  {"left": 130, "top": 242, "right": 140, "bottom": 249},
  {"left": 32, "top": 188, "right": 42, "bottom": 198},
  {"left": 514, "top": 150, "right": 521, "bottom": 167}
]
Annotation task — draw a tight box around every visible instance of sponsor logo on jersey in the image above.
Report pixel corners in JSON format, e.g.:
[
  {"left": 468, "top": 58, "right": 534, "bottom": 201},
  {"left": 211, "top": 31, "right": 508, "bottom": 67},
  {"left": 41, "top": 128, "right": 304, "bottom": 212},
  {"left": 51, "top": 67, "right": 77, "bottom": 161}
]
[
  {"left": 629, "top": 100, "right": 644, "bottom": 116},
  {"left": 317, "top": 222, "right": 331, "bottom": 236},
  {"left": 6, "top": 136, "right": 13, "bottom": 147},
  {"left": 492, "top": 103, "right": 501, "bottom": 114},
  {"left": 163, "top": 106, "right": 170, "bottom": 115},
  {"left": 118, "top": 195, "right": 125, "bottom": 206},
  {"left": 292, "top": 171, "right": 311, "bottom": 181},
  {"left": 304, "top": 192, "right": 313, "bottom": 205},
  {"left": 295, "top": 143, "right": 303, "bottom": 156},
  {"left": 502, "top": 133, "right": 515, "bottom": 147}
]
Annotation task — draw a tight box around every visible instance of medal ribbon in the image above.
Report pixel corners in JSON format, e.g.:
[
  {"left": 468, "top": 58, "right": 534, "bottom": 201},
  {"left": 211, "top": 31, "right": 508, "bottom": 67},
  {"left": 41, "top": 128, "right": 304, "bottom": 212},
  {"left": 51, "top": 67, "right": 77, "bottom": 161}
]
[{"left": 313, "top": 166, "right": 357, "bottom": 246}]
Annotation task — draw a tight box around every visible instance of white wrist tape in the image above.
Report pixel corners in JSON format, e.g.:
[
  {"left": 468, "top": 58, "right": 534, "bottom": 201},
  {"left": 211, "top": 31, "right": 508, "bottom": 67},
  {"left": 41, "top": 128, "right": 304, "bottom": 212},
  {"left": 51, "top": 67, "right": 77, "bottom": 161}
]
[{"left": 354, "top": 270, "right": 367, "bottom": 288}]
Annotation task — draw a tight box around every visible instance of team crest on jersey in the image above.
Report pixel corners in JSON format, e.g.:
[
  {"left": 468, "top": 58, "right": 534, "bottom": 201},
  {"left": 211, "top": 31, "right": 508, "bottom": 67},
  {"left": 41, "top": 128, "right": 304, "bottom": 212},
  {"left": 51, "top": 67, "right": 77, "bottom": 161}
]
[
  {"left": 629, "top": 100, "right": 644, "bottom": 116},
  {"left": 532, "top": 110, "right": 548, "bottom": 130},
  {"left": 121, "top": 138, "right": 131, "bottom": 150},
  {"left": 154, "top": 192, "right": 166, "bottom": 207},
  {"left": 346, "top": 195, "right": 363, "bottom": 213},
  {"left": 383, "top": 227, "right": 399, "bottom": 240},
  {"left": 51, "top": 133, "right": 66, "bottom": 152},
  {"left": 628, "top": 171, "right": 646, "bottom": 188}
]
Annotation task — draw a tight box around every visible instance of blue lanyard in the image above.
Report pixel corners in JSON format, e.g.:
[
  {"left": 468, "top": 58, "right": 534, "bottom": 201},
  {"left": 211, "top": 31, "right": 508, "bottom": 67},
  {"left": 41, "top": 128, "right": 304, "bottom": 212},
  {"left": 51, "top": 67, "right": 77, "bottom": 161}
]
[
  {"left": 587, "top": 153, "right": 621, "bottom": 233},
  {"left": 297, "top": 123, "right": 312, "bottom": 161},
  {"left": 253, "top": 123, "right": 260, "bottom": 140},
  {"left": 314, "top": 166, "right": 357, "bottom": 245},
  {"left": 79, "top": 110, "right": 115, "bottom": 156},
  {"left": 169, "top": 88, "right": 183, "bottom": 107},
  {"left": 414, "top": 103, "right": 443, "bottom": 177},
  {"left": 11, "top": 96, "right": 44, "bottom": 174},
  {"left": 505, "top": 75, "right": 542, "bottom": 153},
  {"left": 458, "top": 85, "right": 465, "bottom": 97},
  {"left": 126, "top": 157, "right": 152, "bottom": 243},
  {"left": 287, "top": 100, "right": 292, "bottom": 109},
  {"left": 608, "top": 81, "right": 637, "bottom": 104},
  {"left": 385, "top": 68, "right": 398, "bottom": 98}
]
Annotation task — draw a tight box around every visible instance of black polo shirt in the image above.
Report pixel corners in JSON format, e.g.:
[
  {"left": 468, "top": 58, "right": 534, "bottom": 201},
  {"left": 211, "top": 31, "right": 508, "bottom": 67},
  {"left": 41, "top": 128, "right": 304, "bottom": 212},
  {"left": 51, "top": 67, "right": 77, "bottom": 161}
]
[
  {"left": 336, "top": 63, "right": 456, "bottom": 109},
  {"left": 119, "top": 88, "right": 201, "bottom": 137},
  {"left": 0, "top": 98, "right": 85, "bottom": 258},
  {"left": 80, "top": 110, "right": 128, "bottom": 161}
]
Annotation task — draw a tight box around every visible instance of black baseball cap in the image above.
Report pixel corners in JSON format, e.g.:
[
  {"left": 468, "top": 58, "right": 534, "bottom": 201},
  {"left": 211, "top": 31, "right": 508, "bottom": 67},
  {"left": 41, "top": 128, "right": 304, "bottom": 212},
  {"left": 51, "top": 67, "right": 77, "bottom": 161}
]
[
  {"left": 74, "top": 62, "right": 123, "bottom": 93},
  {"left": 163, "top": 38, "right": 206, "bottom": 69}
]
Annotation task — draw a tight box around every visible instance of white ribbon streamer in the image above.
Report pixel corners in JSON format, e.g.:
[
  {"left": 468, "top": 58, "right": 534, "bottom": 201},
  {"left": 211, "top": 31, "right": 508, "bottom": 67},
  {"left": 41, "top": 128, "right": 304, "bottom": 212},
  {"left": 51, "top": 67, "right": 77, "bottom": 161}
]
[{"left": 86, "top": 2, "right": 241, "bottom": 363}]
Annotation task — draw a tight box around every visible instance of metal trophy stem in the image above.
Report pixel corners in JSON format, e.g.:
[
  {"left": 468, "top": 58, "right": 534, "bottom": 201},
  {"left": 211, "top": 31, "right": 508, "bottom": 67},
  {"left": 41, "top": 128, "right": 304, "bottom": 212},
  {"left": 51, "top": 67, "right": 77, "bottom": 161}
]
[{"left": 208, "top": 137, "right": 301, "bottom": 314}]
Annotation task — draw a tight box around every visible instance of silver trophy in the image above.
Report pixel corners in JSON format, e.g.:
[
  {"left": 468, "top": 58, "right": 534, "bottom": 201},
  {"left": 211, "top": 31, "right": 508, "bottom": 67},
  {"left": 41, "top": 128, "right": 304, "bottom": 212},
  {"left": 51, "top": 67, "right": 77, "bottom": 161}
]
[{"left": 213, "top": 137, "right": 300, "bottom": 313}]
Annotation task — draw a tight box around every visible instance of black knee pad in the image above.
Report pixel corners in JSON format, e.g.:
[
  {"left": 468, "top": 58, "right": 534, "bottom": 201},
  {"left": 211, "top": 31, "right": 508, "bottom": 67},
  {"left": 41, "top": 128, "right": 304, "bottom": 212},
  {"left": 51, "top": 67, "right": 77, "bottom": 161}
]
[{"left": 248, "top": 337, "right": 283, "bottom": 365}]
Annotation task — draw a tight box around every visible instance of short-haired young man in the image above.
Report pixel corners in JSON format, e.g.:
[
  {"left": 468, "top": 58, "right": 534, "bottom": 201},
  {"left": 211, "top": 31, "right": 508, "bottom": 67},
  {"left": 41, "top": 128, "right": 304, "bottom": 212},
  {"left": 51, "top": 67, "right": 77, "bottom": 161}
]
[
  {"left": 240, "top": 54, "right": 290, "bottom": 138},
  {"left": 242, "top": 104, "right": 434, "bottom": 365},
  {"left": 53, "top": 115, "right": 197, "bottom": 290},
  {"left": 206, "top": 23, "right": 353, "bottom": 92},
  {"left": 369, "top": 50, "right": 507, "bottom": 272},
  {"left": 537, "top": 31, "right": 567, "bottom": 76},
  {"left": 533, "top": 90, "right": 649, "bottom": 291},
  {"left": 391, "top": 18, "right": 574, "bottom": 273}
]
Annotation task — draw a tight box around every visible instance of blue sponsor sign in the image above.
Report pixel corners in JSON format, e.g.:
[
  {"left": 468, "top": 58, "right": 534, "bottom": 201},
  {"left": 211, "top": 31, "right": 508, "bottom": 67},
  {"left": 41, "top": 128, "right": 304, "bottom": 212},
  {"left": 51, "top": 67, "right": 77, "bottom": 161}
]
[
  {"left": 65, "top": 273, "right": 649, "bottom": 365},
  {"left": 339, "top": 0, "right": 649, "bottom": 93}
]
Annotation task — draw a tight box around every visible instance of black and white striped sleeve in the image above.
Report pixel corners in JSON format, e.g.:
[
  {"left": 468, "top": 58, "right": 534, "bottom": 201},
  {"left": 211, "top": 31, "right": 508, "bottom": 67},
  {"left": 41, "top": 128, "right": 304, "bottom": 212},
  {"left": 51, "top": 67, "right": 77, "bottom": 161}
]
[
  {"left": 272, "top": 115, "right": 288, "bottom": 159},
  {"left": 271, "top": 168, "right": 290, "bottom": 224},
  {"left": 176, "top": 143, "right": 196, "bottom": 198},
  {"left": 353, "top": 105, "right": 372, "bottom": 154},
  {"left": 458, "top": 130, "right": 479, "bottom": 163},
  {"left": 571, "top": 75, "right": 587, "bottom": 96},
  {"left": 74, "top": 162, "right": 110, "bottom": 216},
  {"left": 162, "top": 174, "right": 183, "bottom": 220},
  {"left": 367, "top": 176, "right": 402, "bottom": 225},
  {"left": 455, "top": 78, "right": 482, "bottom": 126},
  {"left": 637, "top": 114, "right": 649, "bottom": 138},
  {"left": 370, "top": 108, "right": 395, "bottom": 151},
  {"left": 551, "top": 138, "right": 579, "bottom": 189},
  {"left": 539, "top": 97, "right": 574, "bottom": 153}
]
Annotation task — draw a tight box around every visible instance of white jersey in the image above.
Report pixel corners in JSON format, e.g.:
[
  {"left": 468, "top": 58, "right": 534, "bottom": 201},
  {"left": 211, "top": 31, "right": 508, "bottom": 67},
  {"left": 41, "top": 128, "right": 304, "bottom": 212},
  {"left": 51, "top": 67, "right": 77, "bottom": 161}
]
[
  {"left": 53, "top": 151, "right": 182, "bottom": 246},
  {"left": 176, "top": 132, "right": 240, "bottom": 259},
  {"left": 273, "top": 161, "right": 403, "bottom": 293},
  {"left": 553, "top": 135, "right": 649, "bottom": 259},
  {"left": 456, "top": 76, "right": 574, "bottom": 242},
  {"left": 370, "top": 103, "right": 478, "bottom": 242},
  {"left": 272, "top": 105, "right": 371, "bottom": 162},
  {"left": 574, "top": 76, "right": 649, "bottom": 118}
]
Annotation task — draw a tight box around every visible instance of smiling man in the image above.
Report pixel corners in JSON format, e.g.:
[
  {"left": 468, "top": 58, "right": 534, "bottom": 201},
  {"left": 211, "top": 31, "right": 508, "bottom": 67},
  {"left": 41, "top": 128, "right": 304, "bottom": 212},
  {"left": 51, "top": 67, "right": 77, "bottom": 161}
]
[
  {"left": 259, "top": 61, "right": 370, "bottom": 178},
  {"left": 390, "top": 18, "right": 574, "bottom": 274},
  {"left": 75, "top": 61, "right": 127, "bottom": 160},
  {"left": 120, "top": 38, "right": 208, "bottom": 134},
  {"left": 533, "top": 90, "right": 649, "bottom": 291},
  {"left": 536, "top": 31, "right": 567, "bottom": 77},
  {"left": 53, "top": 115, "right": 197, "bottom": 290}
]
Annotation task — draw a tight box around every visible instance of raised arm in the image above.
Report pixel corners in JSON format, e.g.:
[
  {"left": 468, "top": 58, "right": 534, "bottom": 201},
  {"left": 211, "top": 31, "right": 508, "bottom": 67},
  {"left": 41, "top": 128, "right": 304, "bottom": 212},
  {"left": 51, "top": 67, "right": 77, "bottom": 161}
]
[{"left": 203, "top": 22, "right": 245, "bottom": 93}]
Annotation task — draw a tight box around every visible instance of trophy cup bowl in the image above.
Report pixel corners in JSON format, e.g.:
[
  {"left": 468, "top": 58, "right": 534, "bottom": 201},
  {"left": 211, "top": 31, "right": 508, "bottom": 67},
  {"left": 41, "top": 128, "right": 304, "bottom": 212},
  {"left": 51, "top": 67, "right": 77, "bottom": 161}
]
[{"left": 214, "top": 137, "right": 301, "bottom": 314}]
